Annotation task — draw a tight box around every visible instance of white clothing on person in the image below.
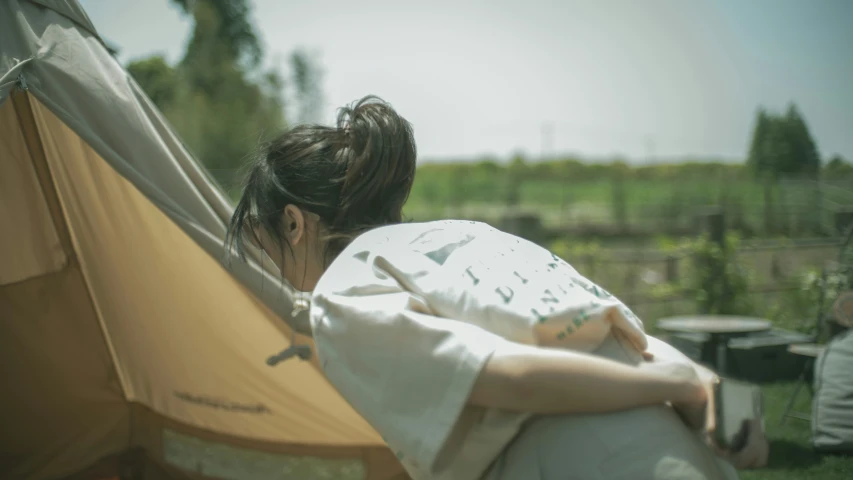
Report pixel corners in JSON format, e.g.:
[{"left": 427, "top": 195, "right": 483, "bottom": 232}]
[
  {"left": 310, "top": 220, "right": 738, "bottom": 480},
  {"left": 485, "top": 333, "right": 739, "bottom": 480}
]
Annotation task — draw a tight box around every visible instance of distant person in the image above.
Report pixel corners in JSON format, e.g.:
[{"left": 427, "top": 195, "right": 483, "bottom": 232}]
[{"left": 225, "top": 95, "right": 765, "bottom": 480}]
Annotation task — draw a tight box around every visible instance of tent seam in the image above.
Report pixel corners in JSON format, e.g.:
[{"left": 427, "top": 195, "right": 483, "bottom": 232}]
[{"left": 13, "top": 90, "right": 134, "bottom": 404}]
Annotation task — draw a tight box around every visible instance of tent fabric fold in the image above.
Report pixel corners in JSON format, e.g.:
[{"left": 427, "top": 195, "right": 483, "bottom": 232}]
[
  {"left": 0, "top": 91, "right": 66, "bottom": 286},
  {"left": 0, "top": 1, "right": 403, "bottom": 479}
]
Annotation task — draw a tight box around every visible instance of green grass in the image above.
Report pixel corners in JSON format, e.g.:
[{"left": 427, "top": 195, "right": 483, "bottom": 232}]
[
  {"left": 224, "top": 167, "right": 853, "bottom": 239},
  {"left": 403, "top": 176, "right": 853, "bottom": 236},
  {"left": 405, "top": 174, "right": 853, "bottom": 213},
  {"left": 741, "top": 383, "right": 852, "bottom": 480}
]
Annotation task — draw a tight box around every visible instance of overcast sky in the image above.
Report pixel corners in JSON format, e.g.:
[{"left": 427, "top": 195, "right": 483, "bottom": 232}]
[{"left": 80, "top": 0, "right": 853, "bottom": 163}]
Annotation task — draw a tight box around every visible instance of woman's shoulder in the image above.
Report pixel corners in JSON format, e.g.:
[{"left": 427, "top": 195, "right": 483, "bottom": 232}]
[
  {"left": 315, "top": 220, "right": 501, "bottom": 293},
  {"left": 347, "top": 219, "right": 497, "bottom": 250}
]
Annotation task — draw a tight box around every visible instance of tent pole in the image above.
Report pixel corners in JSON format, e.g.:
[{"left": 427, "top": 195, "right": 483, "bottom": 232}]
[{"left": 10, "top": 90, "right": 74, "bottom": 253}]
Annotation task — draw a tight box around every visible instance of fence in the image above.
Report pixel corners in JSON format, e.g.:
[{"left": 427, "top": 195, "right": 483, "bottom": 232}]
[{"left": 558, "top": 236, "right": 845, "bottom": 330}]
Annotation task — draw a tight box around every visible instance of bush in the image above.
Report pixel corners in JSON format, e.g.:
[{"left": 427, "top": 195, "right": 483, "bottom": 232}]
[{"left": 684, "top": 233, "right": 755, "bottom": 315}]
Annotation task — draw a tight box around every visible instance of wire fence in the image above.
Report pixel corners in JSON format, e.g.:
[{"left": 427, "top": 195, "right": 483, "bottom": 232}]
[{"left": 559, "top": 236, "right": 845, "bottom": 329}]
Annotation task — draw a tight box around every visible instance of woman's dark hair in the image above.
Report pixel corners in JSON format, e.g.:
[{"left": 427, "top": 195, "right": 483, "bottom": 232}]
[{"left": 225, "top": 95, "right": 417, "bottom": 265}]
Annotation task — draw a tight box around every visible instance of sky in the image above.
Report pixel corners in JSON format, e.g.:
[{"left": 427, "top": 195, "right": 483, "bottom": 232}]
[{"left": 80, "top": 0, "right": 853, "bottom": 164}]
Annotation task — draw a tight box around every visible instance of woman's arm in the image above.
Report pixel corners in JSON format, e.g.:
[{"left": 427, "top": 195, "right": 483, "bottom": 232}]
[
  {"left": 469, "top": 341, "right": 704, "bottom": 414},
  {"left": 644, "top": 334, "right": 718, "bottom": 382}
]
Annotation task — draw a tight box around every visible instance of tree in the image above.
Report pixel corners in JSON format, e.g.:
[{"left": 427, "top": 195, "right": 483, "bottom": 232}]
[
  {"left": 825, "top": 154, "right": 853, "bottom": 176},
  {"left": 289, "top": 48, "right": 325, "bottom": 124},
  {"left": 746, "top": 108, "right": 770, "bottom": 177},
  {"left": 126, "top": 56, "right": 179, "bottom": 106},
  {"left": 745, "top": 103, "right": 821, "bottom": 179},
  {"left": 760, "top": 113, "right": 792, "bottom": 177},
  {"left": 783, "top": 103, "right": 821, "bottom": 177},
  {"left": 169, "top": 0, "right": 255, "bottom": 97},
  {"left": 171, "top": 0, "right": 262, "bottom": 68},
  {"left": 127, "top": 0, "right": 287, "bottom": 192},
  {"left": 472, "top": 158, "right": 500, "bottom": 175}
]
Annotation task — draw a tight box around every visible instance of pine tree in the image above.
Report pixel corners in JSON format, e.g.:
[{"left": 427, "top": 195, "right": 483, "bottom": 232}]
[
  {"left": 127, "top": 0, "right": 289, "bottom": 191},
  {"left": 746, "top": 108, "right": 770, "bottom": 178},
  {"left": 784, "top": 103, "right": 821, "bottom": 177},
  {"left": 745, "top": 104, "right": 821, "bottom": 179},
  {"left": 761, "top": 115, "right": 791, "bottom": 179}
]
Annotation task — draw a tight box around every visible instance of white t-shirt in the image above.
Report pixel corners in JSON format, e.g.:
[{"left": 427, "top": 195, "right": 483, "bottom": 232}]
[{"left": 310, "top": 220, "right": 649, "bottom": 480}]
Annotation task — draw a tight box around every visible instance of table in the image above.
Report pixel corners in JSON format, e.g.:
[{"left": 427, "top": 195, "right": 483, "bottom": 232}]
[
  {"left": 657, "top": 315, "right": 773, "bottom": 374},
  {"left": 788, "top": 343, "right": 826, "bottom": 358}
]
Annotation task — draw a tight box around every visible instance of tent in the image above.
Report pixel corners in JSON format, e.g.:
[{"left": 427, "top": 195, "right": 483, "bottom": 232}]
[{"left": 0, "top": 1, "right": 403, "bottom": 479}]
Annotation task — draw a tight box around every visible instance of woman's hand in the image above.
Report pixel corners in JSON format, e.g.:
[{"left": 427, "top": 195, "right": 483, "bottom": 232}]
[
  {"left": 686, "top": 362, "right": 721, "bottom": 435},
  {"left": 637, "top": 353, "right": 711, "bottom": 431},
  {"left": 640, "top": 349, "right": 768, "bottom": 470}
]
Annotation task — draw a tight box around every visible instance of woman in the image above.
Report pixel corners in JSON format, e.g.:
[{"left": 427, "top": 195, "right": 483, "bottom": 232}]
[{"left": 226, "top": 96, "right": 765, "bottom": 479}]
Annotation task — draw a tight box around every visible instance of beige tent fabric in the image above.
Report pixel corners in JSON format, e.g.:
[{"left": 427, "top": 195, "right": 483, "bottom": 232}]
[
  {"left": 0, "top": 262, "right": 131, "bottom": 480},
  {"left": 1, "top": 94, "right": 129, "bottom": 478},
  {"left": 28, "top": 94, "right": 380, "bottom": 446},
  {"left": 1, "top": 0, "right": 407, "bottom": 478},
  {"left": 0, "top": 94, "right": 66, "bottom": 285}
]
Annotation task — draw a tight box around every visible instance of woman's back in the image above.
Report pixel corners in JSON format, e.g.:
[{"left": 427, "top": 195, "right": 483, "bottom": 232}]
[{"left": 311, "top": 219, "right": 735, "bottom": 479}]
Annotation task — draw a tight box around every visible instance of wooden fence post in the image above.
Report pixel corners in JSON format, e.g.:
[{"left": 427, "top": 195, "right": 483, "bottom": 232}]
[
  {"left": 835, "top": 208, "right": 853, "bottom": 235},
  {"left": 695, "top": 208, "right": 727, "bottom": 314},
  {"left": 771, "top": 252, "right": 783, "bottom": 280},
  {"left": 814, "top": 178, "right": 825, "bottom": 234},
  {"left": 611, "top": 173, "right": 628, "bottom": 234},
  {"left": 698, "top": 207, "right": 726, "bottom": 248},
  {"left": 777, "top": 183, "right": 790, "bottom": 236},
  {"left": 665, "top": 255, "right": 679, "bottom": 284},
  {"left": 763, "top": 179, "right": 775, "bottom": 235}
]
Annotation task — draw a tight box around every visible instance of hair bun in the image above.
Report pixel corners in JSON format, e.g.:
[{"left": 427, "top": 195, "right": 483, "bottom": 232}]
[{"left": 333, "top": 96, "right": 416, "bottom": 228}]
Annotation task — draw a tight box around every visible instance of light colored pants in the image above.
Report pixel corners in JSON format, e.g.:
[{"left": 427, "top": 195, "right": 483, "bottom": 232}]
[{"left": 485, "top": 334, "right": 740, "bottom": 480}]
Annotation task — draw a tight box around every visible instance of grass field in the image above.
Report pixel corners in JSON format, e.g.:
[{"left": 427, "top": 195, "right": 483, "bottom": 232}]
[
  {"left": 405, "top": 172, "right": 853, "bottom": 212},
  {"left": 740, "top": 383, "right": 852, "bottom": 480},
  {"left": 224, "top": 167, "right": 853, "bottom": 238},
  {"left": 403, "top": 176, "right": 853, "bottom": 237}
]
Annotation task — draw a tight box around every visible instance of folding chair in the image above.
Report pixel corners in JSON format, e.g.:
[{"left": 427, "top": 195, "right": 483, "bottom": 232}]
[{"left": 779, "top": 224, "right": 853, "bottom": 425}]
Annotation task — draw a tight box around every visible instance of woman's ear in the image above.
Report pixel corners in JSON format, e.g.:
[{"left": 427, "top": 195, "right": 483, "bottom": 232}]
[{"left": 282, "top": 205, "right": 306, "bottom": 246}]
